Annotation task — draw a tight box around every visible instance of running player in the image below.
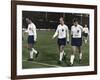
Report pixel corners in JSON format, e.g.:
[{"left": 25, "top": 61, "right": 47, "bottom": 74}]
[
  {"left": 25, "top": 18, "right": 39, "bottom": 61},
  {"left": 52, "top": 17, "right": 69, "bottom": 64},
  {"left": 70, "top": 18, "right": 83, "bottom": 65}
]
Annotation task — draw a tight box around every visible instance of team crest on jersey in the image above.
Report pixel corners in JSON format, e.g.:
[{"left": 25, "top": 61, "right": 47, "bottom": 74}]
[
  {"left": 62, "top": 29, "right": 64, "bottom": 32},
  {"left": 77, "top": 30, "right": 79, "bottom": 33}
]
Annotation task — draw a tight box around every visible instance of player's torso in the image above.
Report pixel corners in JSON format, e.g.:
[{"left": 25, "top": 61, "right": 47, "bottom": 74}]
[
  {"left": 28, "top": 23, "right": 35, "bottom": 35},
  {"left": 83, "top": 28, "right": 88, "bottom": 33},
  {"left": 71, "top": 25, "right": 82, "bottom": 38},
  {"left": 57, "top": 24, "right": 67, "bottom": 38}
]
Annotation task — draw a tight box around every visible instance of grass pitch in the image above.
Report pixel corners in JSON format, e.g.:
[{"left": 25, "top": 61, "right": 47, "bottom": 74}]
[{"left": 22, "top": 30, "right": 89, "bottom": 69}]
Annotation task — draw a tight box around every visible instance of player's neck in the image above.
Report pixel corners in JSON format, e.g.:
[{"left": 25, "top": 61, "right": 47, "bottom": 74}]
[
  {"left": 74, "top": 24, "right": 78, "bottom": 27},
  {"left": 60, "top": 24, "right": 64, "bottom": 26}
]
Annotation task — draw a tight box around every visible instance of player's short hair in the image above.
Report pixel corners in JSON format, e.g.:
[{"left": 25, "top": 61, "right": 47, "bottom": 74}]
[
  {"left": 59, "top": 17, "right": 64, "bottom": 21},
  {"left": 26, "top": 18, "right": 32, "bottom": 23},
  {"left": 73, "top": 18, "right": 78, "bottom": 23}
]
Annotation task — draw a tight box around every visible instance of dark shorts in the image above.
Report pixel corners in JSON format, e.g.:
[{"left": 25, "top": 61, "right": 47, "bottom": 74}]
[
  {"left": 71, "top": 38, "right": 82, "bottom": 47},
  {"left": 28, "top": 35, "right": 34, "bottom": 44},
  {"left": 83, "top": 33, "right": 88, "bottom": 37},
  {"left": 57, "top": 38, "right": 66, "bottom": 46}
]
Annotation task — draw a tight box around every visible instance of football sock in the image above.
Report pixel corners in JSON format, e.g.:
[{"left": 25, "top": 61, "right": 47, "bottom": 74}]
[
  {"left": 30, "top": 50, "right": 33, "bottom": 59},
  {"left": 79, "top": 53, "right": 82, "bottom": 60},
  {"left": 59, "top": 51, "right": 64, "bottom": 61},
  {"left": 63, "top": 51, "right": 66, "bottom": 56},
  {"left": 85, "top": 39, "right": 87, "bottom": 43},
  {"left": 70, "top": 54, "right": 75, "bottom": 65},
  {"left": 32, "top": 48, "right": 37, "bottom": 54}
]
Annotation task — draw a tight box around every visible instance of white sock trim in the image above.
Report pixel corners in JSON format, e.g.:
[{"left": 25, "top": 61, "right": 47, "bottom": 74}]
[
  {"left": 32, "top": 48, "right": 37, "bottom": 54},
  {"left": 70, "top": 55, "right": 75, "bottom": 65},
  {"left": 59, "top": 51, "right": 64, "bottom": 61},
  {"left": 30, "top": 50, "right": 33, "bottom": 59},
  {"left": 80, "top": 53, "right": 82, "bottom": 60}
]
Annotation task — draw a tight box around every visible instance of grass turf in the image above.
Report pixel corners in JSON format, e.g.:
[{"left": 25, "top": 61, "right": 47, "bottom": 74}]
[{"left": 22, "top": 30, "right": 89, "bottom": 69}]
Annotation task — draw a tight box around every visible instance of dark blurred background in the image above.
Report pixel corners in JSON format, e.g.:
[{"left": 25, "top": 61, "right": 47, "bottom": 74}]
[{"left": 22, "top": 11, "right": 89, "bottom": 30}]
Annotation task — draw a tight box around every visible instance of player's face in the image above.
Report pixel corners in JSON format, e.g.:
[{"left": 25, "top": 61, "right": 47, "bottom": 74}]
[
  {"left": 26, "top": 18, "right": 31, "bottom": 24},
  {"left": 59, "top": 18, "right": 64, "bottom": 25},
  {"left": 74, "top": 21, "right": 78, "bottom": 26}
]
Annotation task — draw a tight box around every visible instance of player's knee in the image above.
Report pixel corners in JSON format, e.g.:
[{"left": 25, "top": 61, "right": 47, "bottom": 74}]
[
  {"left": 60, "top": 47, "right": 64, "bottom": 52},
  {"left": 59, "top": 48, "right": 63, "bottom": 52},
  {"left": 28, "top": 48, "right": 32, "bottom": 51}
]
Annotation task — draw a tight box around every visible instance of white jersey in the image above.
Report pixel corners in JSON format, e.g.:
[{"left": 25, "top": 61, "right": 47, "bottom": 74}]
[
  {"left": 53, "top": 24, "right": 69, "bottom": 41},
  {"left": 71, "top": 24, "right": 83, "bottom": 38},
  {"left": 25, "top": 23, "right": 37, "bottom": 41},
  {"left": 83, "top": 27, "right": 89, "bottom": 33}
]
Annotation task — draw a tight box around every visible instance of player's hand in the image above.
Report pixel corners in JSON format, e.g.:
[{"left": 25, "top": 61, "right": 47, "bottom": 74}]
[{"left": 34, "top": 40, "right": 37, "bottom": 43}]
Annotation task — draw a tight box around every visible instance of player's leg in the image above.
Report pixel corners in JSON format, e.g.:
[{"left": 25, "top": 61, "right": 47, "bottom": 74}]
[
  {"left": 27, "top": 36, "right": 36, "bottom": 61},
  {"left": 70, "top": 37, "right": 79, "bottom": 65},
  {"left": 31, "top": 36, "right": 39, "bottom": 58},
  {"left": 57, "top": 38, "right": 66, "bottom": 64},
  {"left": 32, "top": 47, "right": 39, "bottom": 58},
  {"left": 86, "top": 34, "right": 88, "bottom": 43},
  {"left": 84, "top": 33, "right": 88, "bottom": 44},
  {"left": 70, "top": 46, "right": 76, "bottom": 65},
  {"left": 28, "top": 43, "right": 34, "bottom": 61},
  {"left": 78, "top": 46, "right": 82, "bottom": 61},
  {"left": 59, "top": 45, "right": 65, "bottom": 62},
  {"left": 77, "top": 38, "right": 82, "bottom": 62}
]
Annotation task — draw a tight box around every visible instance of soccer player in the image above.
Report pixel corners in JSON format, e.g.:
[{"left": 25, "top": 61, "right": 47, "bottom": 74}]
[
  {"left": 83, "top": 24, "right": 89, "bottom": 44},
  {"left": 70, "top": 18, "right": 83, "bottom": 65},
  {"left": 52, "top": 17, "right": 69, "bottom": 64},
  {"left": 25, "top": 18, "right": 39, "bottom": 61}
]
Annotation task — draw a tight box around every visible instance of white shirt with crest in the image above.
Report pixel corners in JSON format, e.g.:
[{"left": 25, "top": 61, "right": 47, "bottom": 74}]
[
  {"left": 53, "top": 24, "right": 69, "bottom": 41},
  {"left": 25, "top": 23, "right": 37, "bottom": 41},
  {"left": 71, "top": 24, "right": 83, "bottom": 38}
]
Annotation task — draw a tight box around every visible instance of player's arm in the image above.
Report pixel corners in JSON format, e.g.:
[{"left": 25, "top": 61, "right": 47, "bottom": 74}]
[
  {"left": 81, "top": 25, "right": 84, "bottom": 32},
  {"left": 33, "top": 25, "right": 37, "bottom": 42},
  {"left": 24, "top": 25, "right": 29, "bottom": 33},
  {"left": 52, "top": 26, "right": 58, "bottom": 39},
  {"left": 80, "top": 25, "right": 84, "bottom": 37}
]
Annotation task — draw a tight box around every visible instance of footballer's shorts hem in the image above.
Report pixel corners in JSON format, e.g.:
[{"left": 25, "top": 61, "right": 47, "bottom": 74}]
[
  {"left": 71, "top": 38, "right": 82, "bottom": 46},
  {"left": 28, "top": 35, "right": 34, "bottom": 44},
  {"left": 57, "top": 38, "right": 66, "bottom": 46}
]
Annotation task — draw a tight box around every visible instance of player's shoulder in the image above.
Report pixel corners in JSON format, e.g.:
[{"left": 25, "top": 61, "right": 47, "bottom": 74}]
[
  {"left": 78, "top": 24, "right": 81, "bottom": 27},
  {"left": 58, "top": 24, "right": 61, "bottom": 27},
  {"left": 71, "top": 25, "right": 75, "bottom": 28},
  {"left": 31, "top": 23, "right": 35, "bottom": 26},
  {"left": 64, "top": 24, "right": 68, "bottom": 27},
  {"left": 57, "top": 24, "right": 60, "bottom": 29},
  {"left": 78, "top": 24, "right": 83, "bottom": 28},
  {"left": 31, "top": 23, "right": 36, "bottom": 27}
]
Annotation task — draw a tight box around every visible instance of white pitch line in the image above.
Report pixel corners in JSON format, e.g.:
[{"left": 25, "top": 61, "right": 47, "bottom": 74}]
[{"left": 23, "top": 59, "right": 61, "bottom": 67}]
